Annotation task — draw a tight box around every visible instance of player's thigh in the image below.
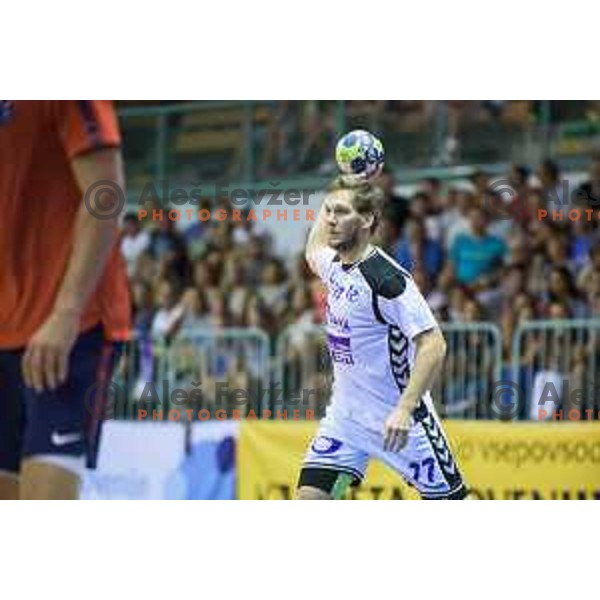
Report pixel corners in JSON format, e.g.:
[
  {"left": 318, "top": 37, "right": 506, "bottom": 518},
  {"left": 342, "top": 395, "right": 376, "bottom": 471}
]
[
  {"left": 20, "top": 458, "right": 81, "bottom": 500},
  {"left": 374, "top": 410, "right": 467, "bottom": 500},
  {"left": 22, "top": 326, "right": 121, "bottom": 494},
  {"left": 298, "top": 430, "right": 368, "bottom": 499}
]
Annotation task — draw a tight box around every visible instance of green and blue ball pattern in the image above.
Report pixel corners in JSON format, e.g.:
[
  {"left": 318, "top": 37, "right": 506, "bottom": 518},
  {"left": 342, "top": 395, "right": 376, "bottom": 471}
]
[{"left": 335, "top": 130, "right": 384, "bottom": 180}]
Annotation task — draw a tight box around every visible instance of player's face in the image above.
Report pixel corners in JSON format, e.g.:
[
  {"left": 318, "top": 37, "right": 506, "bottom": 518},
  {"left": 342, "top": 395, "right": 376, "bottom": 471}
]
[{"left": 323, "top": 190, "right": 367, "bottom": 251}]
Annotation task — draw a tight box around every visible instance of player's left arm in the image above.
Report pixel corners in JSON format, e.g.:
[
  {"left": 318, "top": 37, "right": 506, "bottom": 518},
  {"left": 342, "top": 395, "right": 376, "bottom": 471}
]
[
  {"left": 398, "top": 327, "right": 447, "bottom": 411},
  {"left": 22, "top": 101, "right": 124, "bottom": 392},
  {"left": 383, "top": 328, "right": 447, "bottom": 452},
  {"left": 379, "top": 275, "right": 447, "bottom": 452}
]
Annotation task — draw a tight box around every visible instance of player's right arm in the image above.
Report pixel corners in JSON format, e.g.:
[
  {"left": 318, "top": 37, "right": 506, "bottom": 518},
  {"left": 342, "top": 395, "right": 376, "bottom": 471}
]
[
  {"left": 22, "top": 101, "right": 123, "bottom": 392},
  {"left": 305, "top": 201, "right": 334, "bottom": 279}
]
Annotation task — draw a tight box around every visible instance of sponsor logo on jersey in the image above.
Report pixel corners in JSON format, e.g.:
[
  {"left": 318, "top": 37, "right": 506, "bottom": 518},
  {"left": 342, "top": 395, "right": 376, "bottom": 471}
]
[
  {"left": 311, "top": 436, "right": 343, "bottom": 454},
  {"left": 327, "top": 332, "right": 354, "bottom": 365},
  {"left": 326, "top": 304, "right": 351, "bottom": 334}
]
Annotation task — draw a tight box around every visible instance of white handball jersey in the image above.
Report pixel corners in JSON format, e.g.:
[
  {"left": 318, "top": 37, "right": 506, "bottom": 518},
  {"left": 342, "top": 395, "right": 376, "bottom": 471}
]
[{"left": 314, "top": 245, "right": 439, "bottom": 432}]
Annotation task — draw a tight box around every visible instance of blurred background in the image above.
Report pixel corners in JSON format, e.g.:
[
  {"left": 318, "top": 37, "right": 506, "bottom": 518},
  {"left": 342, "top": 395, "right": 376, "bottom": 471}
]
[
  {"left": 85, "top": 100, "right": 600, "bottom": 499},
  {"left": 115, "top": 100, "right": 600, "bottom": 421}
]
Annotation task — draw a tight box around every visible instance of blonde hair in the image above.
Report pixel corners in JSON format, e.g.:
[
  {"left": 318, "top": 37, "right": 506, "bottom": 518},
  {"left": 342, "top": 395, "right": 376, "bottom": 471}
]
[{"left": 327, "top": 176, "right": 384, "bottom": 233}]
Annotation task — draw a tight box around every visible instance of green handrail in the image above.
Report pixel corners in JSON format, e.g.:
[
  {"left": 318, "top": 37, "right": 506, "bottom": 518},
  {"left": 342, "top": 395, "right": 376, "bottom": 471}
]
[{"left": 116, "top": 101, "right": 595, "bottom": 201}]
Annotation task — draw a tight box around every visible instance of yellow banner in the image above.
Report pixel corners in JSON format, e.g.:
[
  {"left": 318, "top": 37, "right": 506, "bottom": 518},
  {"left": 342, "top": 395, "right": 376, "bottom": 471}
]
[{"left": 237, "top": 420, "right": 600, "bottom": 499}]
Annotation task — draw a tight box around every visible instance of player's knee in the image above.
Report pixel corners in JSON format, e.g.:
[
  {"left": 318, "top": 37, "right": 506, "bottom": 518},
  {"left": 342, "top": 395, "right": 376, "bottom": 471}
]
[
  {"left": 20, "top": 457, "right": 82, "bottom": 500},
  {"left": 295, "top": 486, "right": 333, "bottom": 500}
]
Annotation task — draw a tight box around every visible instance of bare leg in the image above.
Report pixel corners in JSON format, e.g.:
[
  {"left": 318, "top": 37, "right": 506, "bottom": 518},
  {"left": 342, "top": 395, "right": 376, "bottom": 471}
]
[
  {"left": 295, "top": 486, "right": 333, "bottom": 500},
  {"left": 19, "top": 458, "right": 80, "bottom": 500}
]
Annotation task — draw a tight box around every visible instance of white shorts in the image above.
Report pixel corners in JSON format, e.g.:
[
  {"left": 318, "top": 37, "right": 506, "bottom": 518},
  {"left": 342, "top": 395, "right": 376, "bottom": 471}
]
[{"left": 302, "top": 400, "right": 467, "bottom": 499}]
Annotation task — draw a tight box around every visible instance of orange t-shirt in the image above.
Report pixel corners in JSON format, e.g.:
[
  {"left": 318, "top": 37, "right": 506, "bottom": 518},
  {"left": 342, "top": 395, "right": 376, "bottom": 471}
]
[{"left": 0, "top": 100, "right": 131, "bottom": 349}]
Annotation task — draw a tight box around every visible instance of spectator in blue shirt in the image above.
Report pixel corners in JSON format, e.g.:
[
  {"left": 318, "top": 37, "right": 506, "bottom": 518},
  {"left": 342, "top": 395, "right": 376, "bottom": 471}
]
[
  {"left": 568, "top": 218, "right": 598, "bottom": 272},
  {"left": 450, "top": 206, "right": 507, "bottom": 286}
]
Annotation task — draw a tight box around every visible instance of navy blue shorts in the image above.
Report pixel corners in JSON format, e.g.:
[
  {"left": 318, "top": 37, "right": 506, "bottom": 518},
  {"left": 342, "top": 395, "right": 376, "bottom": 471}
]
[{"left": 0, "top": 325, "right": 123, "bottom": 473}]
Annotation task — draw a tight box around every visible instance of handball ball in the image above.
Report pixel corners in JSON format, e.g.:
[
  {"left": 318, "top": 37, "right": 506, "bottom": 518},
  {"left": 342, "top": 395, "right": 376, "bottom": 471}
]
[{"left": 335, "top": 130, "right": 385, "bottom": 181}]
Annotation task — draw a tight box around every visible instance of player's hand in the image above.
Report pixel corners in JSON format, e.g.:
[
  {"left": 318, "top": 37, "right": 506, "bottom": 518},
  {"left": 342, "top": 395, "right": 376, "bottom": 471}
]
[
  {"left": 22, "top": 310, "right": 80, "bottom": 392},
  {"left": 383, "top": 405, "right": 412, "bottom": 453}
]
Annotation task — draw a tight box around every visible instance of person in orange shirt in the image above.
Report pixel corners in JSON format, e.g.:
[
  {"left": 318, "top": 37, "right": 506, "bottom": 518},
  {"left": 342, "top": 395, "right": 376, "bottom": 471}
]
[{"left": 0, "top": 100, "right": 131, "bottom": 500}]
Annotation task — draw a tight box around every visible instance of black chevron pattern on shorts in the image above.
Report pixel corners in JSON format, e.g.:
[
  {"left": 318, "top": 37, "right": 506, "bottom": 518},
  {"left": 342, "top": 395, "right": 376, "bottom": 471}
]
[
  {"left": 388, "top": 326, "right": 410, "bottom": 393},
  {"left": 413, "top": 400, "right": 463, "bottom": 489}
]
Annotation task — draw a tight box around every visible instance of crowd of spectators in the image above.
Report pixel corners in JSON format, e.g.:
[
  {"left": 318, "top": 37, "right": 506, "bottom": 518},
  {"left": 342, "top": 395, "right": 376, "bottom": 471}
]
[
  {"left": 377, "top": 153, "right": 600, "bottom": 358},
  {"left": 376, "top": 153, "right": 600, "bottom": 418},
  {"left": 122, "top": 212, "right": 320, "bottom": 344},
  {"left": 119, "top": 151, "right": 600, "bottom": 419},
  {"left": 120, "top": 198, "right": 325, "bottom": 411}
]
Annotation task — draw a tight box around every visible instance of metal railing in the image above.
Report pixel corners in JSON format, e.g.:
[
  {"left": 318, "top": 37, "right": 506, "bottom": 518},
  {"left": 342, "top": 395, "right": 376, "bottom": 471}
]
[
  {"left": 273, "top": 322, "right": 503, "bottom": 421},
  {"left": 108, "top": 328, "right": 271, "bottom": 419},
  {"left": 511, "top": 319, "right": 600, "bottom": 421},
  {"left": 107, "top": 319, "right": 600, "bottom": 422},
  {"left": 273, "top": 324, "right": 332, "bottom": 419},
  {"left": 434, "top": 323, "right": 502, "bottom": 420},
  {"left": 110, "top": 334, "right": 169, "bottom": 419},
  {"left": 167, "top": 327, "right": 271, "bottom": 416}
]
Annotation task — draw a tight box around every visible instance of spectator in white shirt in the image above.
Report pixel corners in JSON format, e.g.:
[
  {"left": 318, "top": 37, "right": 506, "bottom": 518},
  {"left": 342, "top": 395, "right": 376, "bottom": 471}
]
[
  {"left": 121, "top": 213, "right": 150, "bottom": 276},
  {"left": 151, "top": 279, "right": 185, "bottom": 339},
  {"left": 443, "top": 189, "right": 475, "bottom": 251}
]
